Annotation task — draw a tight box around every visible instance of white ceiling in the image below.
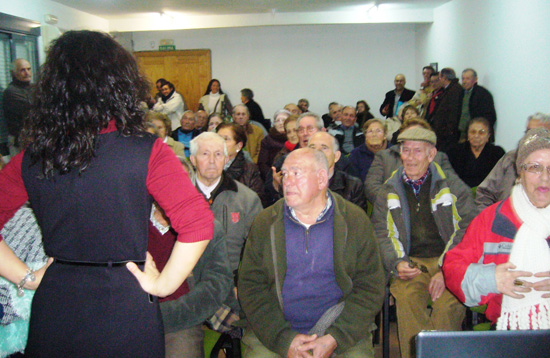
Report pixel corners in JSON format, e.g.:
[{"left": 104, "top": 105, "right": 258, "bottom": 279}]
[
  {"left": 49, "top": 0, "right": 451, "bottom": 32},
  {"left": 51, "top": 0, "right": 449, "bottom": 18}
]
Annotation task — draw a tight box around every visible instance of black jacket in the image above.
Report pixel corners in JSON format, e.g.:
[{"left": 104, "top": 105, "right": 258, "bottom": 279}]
[
  {"left": 245, "top": 99, "right": 270, "bottom": 130},
  {"left": 225, "top": 150, "right": 267, "bottom": 207},
  {"left": 329, "top": 125, "right": 365, "bottom": 155},
  {"left": 428, "top": 79, "right": 463, "bottom": 151},
  {"left": 464, "top": 83, "right": 497, "bottom": 127},
  {"left": 329, "top": 170, "right": 368, "bottom": 213},
  {"left": 379, "top": 88, "right": 415, "bottom": 118}
]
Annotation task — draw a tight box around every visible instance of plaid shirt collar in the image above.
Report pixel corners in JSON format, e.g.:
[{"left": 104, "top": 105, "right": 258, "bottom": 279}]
[
  {"left": 288, "top": 192, "right": 332, "bottom": 225},
  {"left": 402, "top": 168, "right": 430, "bottom": 196}
]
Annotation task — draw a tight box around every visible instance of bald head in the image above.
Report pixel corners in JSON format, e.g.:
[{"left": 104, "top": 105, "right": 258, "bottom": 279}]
[
  {"left": 12, "top": 59, "right": 31, "bottom": 83},
  {"left": 307, "top": 132, "right": 341, "bottom": 175},
  {"left": 394, "top": 74, "right": 406, "bottom": 92}
]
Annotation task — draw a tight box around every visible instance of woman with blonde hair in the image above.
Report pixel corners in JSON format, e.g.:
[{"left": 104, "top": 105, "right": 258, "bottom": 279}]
[{"left": 146, "top": 111, "right": 185, "bottom": 157}]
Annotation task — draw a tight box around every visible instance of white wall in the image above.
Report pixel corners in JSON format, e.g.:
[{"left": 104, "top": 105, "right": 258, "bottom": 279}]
[
  {"left": 0, "top": 0, "right": 109, "bottom": 61},
  {"left": 133, "top": 23, "right": 423, "bottom": 119},
  {"left": 416, "top": 0, "right": 550, "bottom": 151}
]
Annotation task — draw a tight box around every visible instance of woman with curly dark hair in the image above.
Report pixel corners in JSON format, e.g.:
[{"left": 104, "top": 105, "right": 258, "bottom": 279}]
[{"left": 0, "top": 30, "right": 213, "bottom": 357}]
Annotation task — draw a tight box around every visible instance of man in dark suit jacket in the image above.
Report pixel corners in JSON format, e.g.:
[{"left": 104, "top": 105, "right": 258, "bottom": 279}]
[
  {"left": 459, "top": 68, "right": 497, "bottom": 141},
  {"left": 426, "top": 68, "right": 463, "bottom": 153},
  {"left": 380, "top": 74, "right": 416, "bottom": 118}
]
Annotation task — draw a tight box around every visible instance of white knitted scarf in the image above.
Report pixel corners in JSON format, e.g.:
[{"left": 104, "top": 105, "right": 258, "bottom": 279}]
[{"left": 497, "top": 184, "right": 550, "bottom": 330}]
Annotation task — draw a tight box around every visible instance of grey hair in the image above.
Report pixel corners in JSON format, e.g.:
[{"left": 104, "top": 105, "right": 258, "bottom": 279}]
[
  {"left": 182, "top": 110, "right": 196, "bottom": 122},
  {"left": 189, "top": 132, "right": 228, "bottom": 157},
  {"left": 462, "top": 68, "right": 478, "bottom": 78},
  {"left": 308, "top": 132, "right": 340, "bottom": 153},
  {"left": 272, "top": 109, "right": 291, "bottom": 127},
  {"left": 527, "top": 112, "right": 550, "bottom": 126},
  {"left": 177, "top": 155, "right": 196, "bottom": 184},
  {"left": 11, "top": 58, "right": 29, "bottom": 72},
  {"left": 440, "top": 67, "right": 456, "bottom": 80},
  {"left": 233, "top": 103, "right": 249, "bottom": 116},
  {"left": 342, "top": 105, "right": 356, "bottom": 113},
  {"left": 297, "top": 112, "right": 324, "bottom": 130},
  {"left": 240, "top": 88, "right": 253, "bottom": 100}
]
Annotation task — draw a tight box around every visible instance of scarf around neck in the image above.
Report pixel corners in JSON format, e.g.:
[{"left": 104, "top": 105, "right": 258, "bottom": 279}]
[
  {"left": 161, "top": 89, "right": 175, "bottom": 103},
  {"left": 497, "top": 184, "right": 550, "bottom": 330}
]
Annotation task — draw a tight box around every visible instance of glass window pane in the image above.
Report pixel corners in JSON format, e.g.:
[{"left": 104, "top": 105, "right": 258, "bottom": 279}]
[
  {"left": 0, "top": 33, "right": 11, "bottom": 146},
  {"left": 14, "top": 36, "right": 36, "bottom": 82}
]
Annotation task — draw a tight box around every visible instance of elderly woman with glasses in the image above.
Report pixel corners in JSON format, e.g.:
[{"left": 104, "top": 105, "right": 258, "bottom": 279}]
[
  {"left": 444, "top": 128, "right": 550, "bottom": 330},
  {"left": 349, "top": 118, "right": 389, "bottom": 182},
  {"left": 447, "top": 117, "right": 505, "bottom": 188}
]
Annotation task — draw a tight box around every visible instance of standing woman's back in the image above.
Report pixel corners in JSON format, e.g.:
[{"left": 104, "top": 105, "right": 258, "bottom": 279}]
[{"left": 0, "top": 30, "right": 213, "bottom": 357}]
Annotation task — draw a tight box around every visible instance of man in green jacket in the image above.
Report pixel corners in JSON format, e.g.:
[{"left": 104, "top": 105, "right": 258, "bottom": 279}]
[
  {"left": 371, "top": 127, "right": 475, "bottom": 358},
  {"left": 239, "top": 148, "right": 385, "bottom": 358}
]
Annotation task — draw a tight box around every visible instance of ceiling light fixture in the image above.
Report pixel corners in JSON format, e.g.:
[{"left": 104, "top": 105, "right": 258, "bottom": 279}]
[{"left": 367, "top": 1, "right": 379, "bottom": 16}]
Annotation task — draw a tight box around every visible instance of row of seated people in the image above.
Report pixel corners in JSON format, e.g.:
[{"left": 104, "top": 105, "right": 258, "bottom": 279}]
[
  {"left": 153, "top": 102, "right": 505, "bottom": 213},
  {"left": 147, "top": 110, "right": 550, "bottom": 357},
  {"left": 2, "top": 32, "right": 537, "bottom": 358},
  {"left": 2, "top": 111, "right": 549, "bottom": 357}
]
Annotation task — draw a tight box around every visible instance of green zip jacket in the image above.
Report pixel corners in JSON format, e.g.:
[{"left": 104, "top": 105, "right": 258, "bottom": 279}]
[{"left": 238, "top": 191, "right": 385, "bottom": 356}]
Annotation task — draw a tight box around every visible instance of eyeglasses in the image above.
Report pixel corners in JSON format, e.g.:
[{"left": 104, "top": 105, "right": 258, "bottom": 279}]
[
  {"left": 468, "top": 129, "right": 488, "bottom": 136},
  {"left": 297, "top": 126, "right": 317, "bottom": 134},
  {"left": 521, "top": 162, "right": 550, "bottom": 175},
  {"left": 366, "top": 129, "right": 384, "bottom": 135}
]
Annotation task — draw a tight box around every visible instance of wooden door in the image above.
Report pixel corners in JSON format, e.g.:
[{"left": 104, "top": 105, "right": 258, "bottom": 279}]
[{"left": 135, "top": 50, "right": 211, "bottom": 112}]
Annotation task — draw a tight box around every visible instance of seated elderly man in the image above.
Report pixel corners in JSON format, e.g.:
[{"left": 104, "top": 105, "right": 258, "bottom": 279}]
[
  {"left": 172, "top": 110, "right": 199, "bottom": 157},
  {"left": 266, "top": 113, "right": 360, "bottom": 206},
  {"left": 328, "top": 105, "right": 364, "bottom": 155},
  {"left": 371, "top": 127, "right": 476, "bottom": 358},
  {"left": 146, "top": 158, "right": 233, "bottom": 357},
  {"left": 189, "top": 132, "right": 263, "bottom": 328},
  {"left": 195, "top": 109, "right": 209, "bottom": 133},
  {"left": 239, "top": 148, "right": 385, "bottom": 358},
  {"left": 308, "top": 131, "right": 367, "bottom": 212},
  {"left": 364, "top": 118, "right": 455, "bottom": 205}
]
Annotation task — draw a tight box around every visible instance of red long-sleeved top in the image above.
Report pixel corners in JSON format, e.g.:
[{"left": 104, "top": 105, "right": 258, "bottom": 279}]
[{"left": 0, "top": 123, "right": 213, "bottom": 244}]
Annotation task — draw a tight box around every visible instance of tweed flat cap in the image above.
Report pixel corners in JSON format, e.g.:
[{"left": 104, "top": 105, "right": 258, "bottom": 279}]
[{"left": 397, "top": 126, "right": 437, "bottom": 146}]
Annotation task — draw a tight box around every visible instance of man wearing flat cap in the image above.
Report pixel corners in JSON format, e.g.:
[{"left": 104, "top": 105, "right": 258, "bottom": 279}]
[{"left": 371, "top": 126, "right": 476, "bottom": 358}]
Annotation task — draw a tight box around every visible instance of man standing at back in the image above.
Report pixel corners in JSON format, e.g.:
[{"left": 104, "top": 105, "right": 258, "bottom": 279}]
[
  {"left": 380, "top": 74, "right": 415, "bottom": 118},
  {"left": 239, "top": 147, "right": 385, "bottom": 358},
  {"left": 241, "top": 88, "right": 269, "bottom": 130},
  {"left": 153, "top": 81, "right": 186, "bottom": 131},
  {"left": 3, "top": 59, "right": 32, "bottom": 156},
  {"left": 426, "top": 68, "right": 463, "bottom": 152},
  {"left": 458, "top": 68, "right": 497, "bottom": 141}
]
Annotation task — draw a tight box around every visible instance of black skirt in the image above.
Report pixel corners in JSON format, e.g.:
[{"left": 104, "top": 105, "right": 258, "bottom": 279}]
[{"left": 25, "top": 262, "right": 164, "bottom": 357}]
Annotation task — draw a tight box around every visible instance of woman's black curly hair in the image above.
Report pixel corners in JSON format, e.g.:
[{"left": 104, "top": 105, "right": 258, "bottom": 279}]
[{"left": 25, "top": 30, "right": 150, "bottom": 177}]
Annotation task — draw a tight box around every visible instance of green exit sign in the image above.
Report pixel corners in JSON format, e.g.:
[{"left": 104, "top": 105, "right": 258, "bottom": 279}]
[{"left": 159, "top": 45, "right": 176, "bottom": 51}]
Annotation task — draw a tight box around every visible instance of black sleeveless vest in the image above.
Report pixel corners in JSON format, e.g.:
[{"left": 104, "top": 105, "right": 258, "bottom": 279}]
[{"left": 21, "top": 132, "right": 157, "bottom": 262}]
